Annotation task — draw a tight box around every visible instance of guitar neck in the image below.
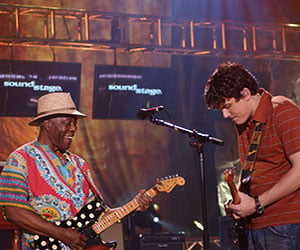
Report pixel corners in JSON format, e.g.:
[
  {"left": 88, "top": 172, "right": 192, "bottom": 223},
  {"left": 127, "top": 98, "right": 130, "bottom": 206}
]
[
  {"left": 92, "top": 185, "right": 159, "bottom": 234},
  {"left": 229, "top": 184, "right": 241, "bottom": 204},
  {"left": 225, "top": 169, "right": 241, "bottom": 205}
]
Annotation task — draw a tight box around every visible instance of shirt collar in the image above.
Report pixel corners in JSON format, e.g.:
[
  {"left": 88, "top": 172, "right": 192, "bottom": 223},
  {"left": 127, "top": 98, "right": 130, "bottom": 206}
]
[
  {"left": 251, "top": 88, "right": 272, "bottom": 123},
  {"left": 237, "top": 88, "right": 272, "bottom": 134}
]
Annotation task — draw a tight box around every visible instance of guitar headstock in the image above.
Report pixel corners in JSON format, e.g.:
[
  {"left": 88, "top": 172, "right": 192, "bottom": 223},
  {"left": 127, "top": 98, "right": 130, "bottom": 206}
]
[
  {"left": 156, "top": 175, "right": 185, "bottom": 193},
  {"left": 224, "top": 167, "right": 241, "bottom": 204},
  {"left": 224, "top": 167, "right": 235, "bottom": 184}
]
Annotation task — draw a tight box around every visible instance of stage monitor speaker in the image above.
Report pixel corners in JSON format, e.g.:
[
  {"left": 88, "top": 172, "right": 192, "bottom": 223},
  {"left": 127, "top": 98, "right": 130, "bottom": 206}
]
[{"left": 138, "top": 233, "right": 185, "bottom": 250}]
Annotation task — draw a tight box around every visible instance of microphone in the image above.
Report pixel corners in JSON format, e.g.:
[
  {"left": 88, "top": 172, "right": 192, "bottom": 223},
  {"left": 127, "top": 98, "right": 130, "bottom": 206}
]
[{"left": 137, "top": 105, "right": 164, "bottom": 120}]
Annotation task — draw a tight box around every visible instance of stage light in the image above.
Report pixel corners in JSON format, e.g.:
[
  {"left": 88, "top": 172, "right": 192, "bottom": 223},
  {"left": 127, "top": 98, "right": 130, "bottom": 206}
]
[
  {"left": 153, "top": 216, "right": 160, "bottom": 223},
  {"left": 286, "top": 23, "right": 300, "bottom": 28},
  {"left": 193, "top": 220, "right": 204, "bottom": 231},
  {"left": 132, "top": 203, "right": 162, "bottom": 233},
  {"left": 128, "top": 47, "right": 147, "bottom": 52},
  {"left": 153, "top": 203, "right": 160, "bottom": 212}
]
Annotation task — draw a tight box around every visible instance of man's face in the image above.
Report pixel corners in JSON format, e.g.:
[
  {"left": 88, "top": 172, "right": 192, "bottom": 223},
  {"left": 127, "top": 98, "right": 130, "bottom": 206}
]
[
  {"left": 47, "top": 116, "right": 77, "bottom": 152},
  {"left": 219, "top": 97, "right": 251, "bottom": 125}
]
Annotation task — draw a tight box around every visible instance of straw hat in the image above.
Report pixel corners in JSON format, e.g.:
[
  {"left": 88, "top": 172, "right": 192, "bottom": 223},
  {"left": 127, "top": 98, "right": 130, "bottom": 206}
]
[{"left": 29, "top": 92, "right": 86, "bottom": 126}]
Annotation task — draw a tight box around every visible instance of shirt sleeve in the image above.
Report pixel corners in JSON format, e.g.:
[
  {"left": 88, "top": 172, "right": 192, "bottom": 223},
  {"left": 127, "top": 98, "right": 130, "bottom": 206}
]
[
  {"left": 0, "top": 152, "right": 34, "bottom": 211},
  {"left": 274, "top": 98, "right": 300, "bottom": 157}
]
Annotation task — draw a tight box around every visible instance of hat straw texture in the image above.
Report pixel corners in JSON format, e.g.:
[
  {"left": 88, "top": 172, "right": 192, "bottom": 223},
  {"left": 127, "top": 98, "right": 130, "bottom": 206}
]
[{"left": 29, "top": 92, "right": 86, "bottom": 126}]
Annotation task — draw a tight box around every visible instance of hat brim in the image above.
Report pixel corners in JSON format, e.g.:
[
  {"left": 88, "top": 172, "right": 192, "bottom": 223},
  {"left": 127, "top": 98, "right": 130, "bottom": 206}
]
[{"left": 29, "top": 109, "right": 87, "bottom": 126}]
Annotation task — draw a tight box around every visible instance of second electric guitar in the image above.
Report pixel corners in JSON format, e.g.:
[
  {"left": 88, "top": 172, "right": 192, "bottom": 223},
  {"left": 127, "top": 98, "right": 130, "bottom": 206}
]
[{"left": 224, "top": 168, "right": 248, "bottom": 249}]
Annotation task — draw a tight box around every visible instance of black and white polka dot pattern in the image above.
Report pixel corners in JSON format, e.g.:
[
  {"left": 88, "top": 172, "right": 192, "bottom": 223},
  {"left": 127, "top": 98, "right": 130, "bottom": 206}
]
[{"left": 33, "top": 200, "right": 106, "bottom": 250}]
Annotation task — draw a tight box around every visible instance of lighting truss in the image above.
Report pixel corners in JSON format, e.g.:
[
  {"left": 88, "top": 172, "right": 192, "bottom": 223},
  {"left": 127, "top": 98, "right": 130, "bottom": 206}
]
[{"left": 0, "top": 3, "right": 299, "bottom": 60}]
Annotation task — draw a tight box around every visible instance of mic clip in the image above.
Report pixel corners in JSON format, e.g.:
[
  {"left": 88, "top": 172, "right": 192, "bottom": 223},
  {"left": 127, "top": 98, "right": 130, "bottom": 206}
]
[{"left": 136, "top": 105, "right": 164, "bottom": 120}]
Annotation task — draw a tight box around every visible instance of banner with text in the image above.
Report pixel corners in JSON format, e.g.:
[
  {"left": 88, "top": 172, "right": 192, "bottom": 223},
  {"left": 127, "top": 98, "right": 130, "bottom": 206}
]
[
  {"left": 93, "top": 65, "right": 175, "bottom": 120},
  {"left": 0, "top": 60, "right": 81, "bottom": 117}
]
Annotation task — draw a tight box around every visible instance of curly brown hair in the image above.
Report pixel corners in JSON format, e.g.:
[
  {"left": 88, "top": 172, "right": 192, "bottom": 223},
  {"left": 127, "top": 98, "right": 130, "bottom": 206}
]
[{"left": 204, "top": 62, "right": 259, "bottom": 109}]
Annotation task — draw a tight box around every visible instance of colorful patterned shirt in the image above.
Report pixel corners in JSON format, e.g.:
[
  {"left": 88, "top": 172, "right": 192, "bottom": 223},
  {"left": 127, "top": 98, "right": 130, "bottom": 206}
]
[
  {"left": 0, "top": 140, "right": 104, "bottom": 249},
  {"left": 238, "top": 89, "right": 300, "bottom": 229}
]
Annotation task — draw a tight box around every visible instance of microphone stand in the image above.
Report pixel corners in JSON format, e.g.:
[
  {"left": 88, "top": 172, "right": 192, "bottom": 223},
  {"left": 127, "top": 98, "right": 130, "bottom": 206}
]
[{"left": 148, "top": 116, "right": 224, "bottom": 250}]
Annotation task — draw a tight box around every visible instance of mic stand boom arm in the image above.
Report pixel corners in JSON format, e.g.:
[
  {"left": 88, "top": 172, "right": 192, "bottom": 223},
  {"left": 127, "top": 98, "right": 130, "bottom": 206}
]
[
  {"left": 149, "top": 117, "right": 224, "bottom": 250},
  {"left": 150, "top": 118, "right": 224, "bottom": 146}
]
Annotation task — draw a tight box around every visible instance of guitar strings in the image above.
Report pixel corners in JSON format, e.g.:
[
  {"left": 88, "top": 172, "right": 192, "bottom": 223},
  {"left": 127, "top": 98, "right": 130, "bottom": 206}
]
[{"left": 76, "top": 188, "right": 153, "bottom": 237}]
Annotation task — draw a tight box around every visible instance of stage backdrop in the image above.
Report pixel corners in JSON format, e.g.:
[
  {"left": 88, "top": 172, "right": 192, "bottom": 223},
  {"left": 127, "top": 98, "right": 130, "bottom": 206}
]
[{"left": 1, "top": 0, "right": 300, "bottom": 244}]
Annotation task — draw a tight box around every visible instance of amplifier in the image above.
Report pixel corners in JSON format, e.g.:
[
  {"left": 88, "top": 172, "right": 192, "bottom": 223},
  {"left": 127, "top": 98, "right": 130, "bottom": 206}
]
[{"left": 137, "top": 233, "right": 185, "bottom": 250}]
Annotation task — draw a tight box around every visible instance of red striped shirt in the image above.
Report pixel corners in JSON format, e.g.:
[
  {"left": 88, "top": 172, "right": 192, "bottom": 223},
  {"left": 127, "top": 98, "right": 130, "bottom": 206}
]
[{"left": 238, "top": 89, "right": 300, "bottom": 229}]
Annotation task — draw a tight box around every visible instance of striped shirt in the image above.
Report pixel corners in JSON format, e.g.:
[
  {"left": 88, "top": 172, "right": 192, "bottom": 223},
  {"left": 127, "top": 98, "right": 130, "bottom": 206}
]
[{"left": 238, "top": 89, "right": 300, "bottom": 229}]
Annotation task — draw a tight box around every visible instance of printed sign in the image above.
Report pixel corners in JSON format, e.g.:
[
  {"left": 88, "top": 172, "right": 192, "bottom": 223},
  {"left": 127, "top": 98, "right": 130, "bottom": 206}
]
[
  {"left": 93, "top": 65, "right": 174, "bottom": 120},
  {"left": 0, "top": 60, "right": 81, "bottom": 117}
]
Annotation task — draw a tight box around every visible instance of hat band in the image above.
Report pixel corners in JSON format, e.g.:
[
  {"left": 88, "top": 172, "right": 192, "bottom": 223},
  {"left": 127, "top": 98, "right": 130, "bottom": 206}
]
[{"left": 36, "top": 107, "right": 76, "bottom": 117}]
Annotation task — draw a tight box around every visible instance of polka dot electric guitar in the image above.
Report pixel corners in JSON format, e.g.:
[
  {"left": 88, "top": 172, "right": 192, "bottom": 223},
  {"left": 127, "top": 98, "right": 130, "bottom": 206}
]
[{"left": 32, "top": 175, "right": 186, "bottom": 250}]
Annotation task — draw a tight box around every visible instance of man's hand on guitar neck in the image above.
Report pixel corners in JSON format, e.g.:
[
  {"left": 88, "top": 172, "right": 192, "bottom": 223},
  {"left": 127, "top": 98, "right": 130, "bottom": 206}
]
[
  {"left": 134, "top": 189, "right": 153, "bottom": 212},
  {"left": 225, "top": 192, "right": 256, "bottom": 219},
  {"left": 103, "top": 189, "right": 152, "bottom": 218}
]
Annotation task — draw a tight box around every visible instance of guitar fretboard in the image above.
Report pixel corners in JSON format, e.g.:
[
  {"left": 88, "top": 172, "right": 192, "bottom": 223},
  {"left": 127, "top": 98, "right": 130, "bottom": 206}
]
[{"left": 92, "top": 186, "right": 159, "bottom": 234}]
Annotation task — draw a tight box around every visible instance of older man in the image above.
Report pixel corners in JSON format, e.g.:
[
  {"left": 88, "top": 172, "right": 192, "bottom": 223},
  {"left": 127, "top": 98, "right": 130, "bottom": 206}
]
[{"left": 0, "top": 92, "right": 152, "bottom": 250}]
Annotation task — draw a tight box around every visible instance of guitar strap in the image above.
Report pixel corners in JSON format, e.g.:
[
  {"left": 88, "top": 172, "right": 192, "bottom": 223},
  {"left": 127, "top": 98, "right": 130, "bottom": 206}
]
[{"left": 240, "top": 122, "right": 264, "bottom": 194}]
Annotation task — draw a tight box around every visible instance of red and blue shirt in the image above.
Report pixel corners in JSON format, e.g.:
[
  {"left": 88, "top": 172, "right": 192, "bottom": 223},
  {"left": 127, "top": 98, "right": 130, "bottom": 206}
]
[{"left": 0, "top": 140, "right": 103, "bottom": 248}]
